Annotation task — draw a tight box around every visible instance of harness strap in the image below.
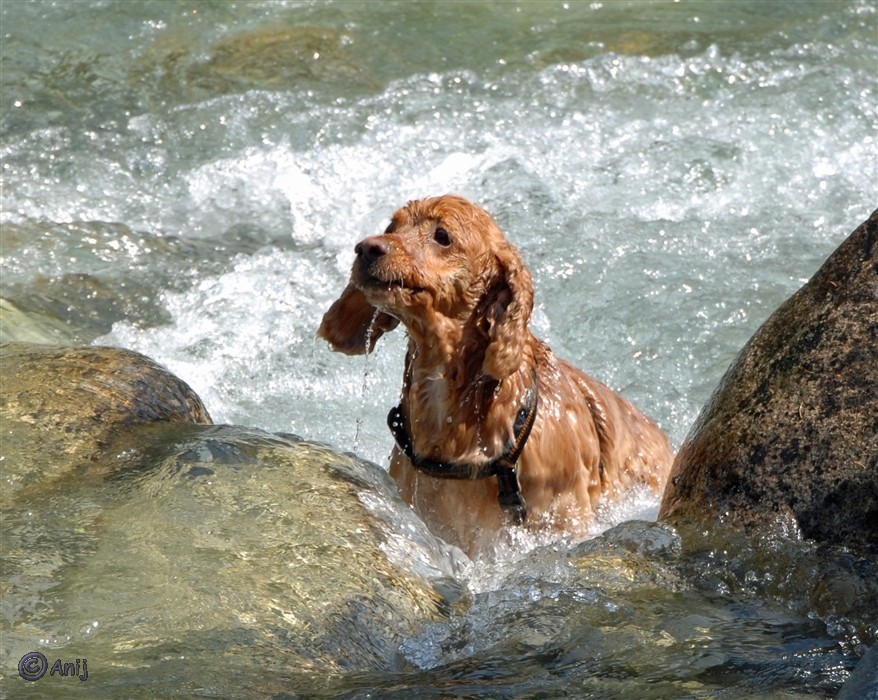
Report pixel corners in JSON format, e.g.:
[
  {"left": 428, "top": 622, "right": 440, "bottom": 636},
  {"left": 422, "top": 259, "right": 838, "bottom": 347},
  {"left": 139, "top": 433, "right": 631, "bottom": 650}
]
[{"left": 387, "top": 374, "right": 538, "bottom": 525}]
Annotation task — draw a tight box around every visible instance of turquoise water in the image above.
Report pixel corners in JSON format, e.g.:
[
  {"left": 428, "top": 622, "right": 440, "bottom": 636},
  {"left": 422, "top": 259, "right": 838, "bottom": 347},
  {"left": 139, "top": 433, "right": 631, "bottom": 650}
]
[{"left": 1, "top": 1, "right": 876, "bottom": 697}]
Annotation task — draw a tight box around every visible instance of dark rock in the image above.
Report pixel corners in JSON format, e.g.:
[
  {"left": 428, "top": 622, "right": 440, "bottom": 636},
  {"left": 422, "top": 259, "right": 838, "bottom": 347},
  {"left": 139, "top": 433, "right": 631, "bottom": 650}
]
[
  {"left": 838, "top": 642, "right": 878, "bottom": 700},
  {"left": 659, "top": 210, "right": 878, "bottom": 550}
]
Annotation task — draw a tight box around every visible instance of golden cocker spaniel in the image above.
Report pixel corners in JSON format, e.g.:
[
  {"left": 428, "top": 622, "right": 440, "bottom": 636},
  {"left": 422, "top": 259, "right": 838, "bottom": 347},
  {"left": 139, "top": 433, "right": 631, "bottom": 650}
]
[{"left": 319, "top": 195, "right": 673, "bottom": 554}]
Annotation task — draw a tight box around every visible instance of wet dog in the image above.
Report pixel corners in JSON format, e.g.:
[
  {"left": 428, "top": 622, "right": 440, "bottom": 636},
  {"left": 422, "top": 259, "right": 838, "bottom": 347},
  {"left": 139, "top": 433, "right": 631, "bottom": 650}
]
[{"left": 319, "top": 195, "right": 673, "bottom": 554}]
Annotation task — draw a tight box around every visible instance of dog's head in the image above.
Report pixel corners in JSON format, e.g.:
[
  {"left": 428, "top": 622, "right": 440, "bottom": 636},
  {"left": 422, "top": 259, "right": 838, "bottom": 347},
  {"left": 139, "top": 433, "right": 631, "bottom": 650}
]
[{"left": 318, "top": 195, "right": 533, "bottom": 380}]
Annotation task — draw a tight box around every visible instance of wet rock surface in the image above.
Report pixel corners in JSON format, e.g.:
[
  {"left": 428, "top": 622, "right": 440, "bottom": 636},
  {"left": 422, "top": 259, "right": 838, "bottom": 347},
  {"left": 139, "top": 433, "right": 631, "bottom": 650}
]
[
  {"left": 839, "top": 642, "right": 878, "bottom": 700},
  {"left": 1, "top": 342, "right": 212, "bottom": 500},
  {"left": 2, "top": 422, "right": 463, "bottom": 694},
  {"left": 1, "top": 348, "right": 463, "bottom": 693},
  {"left": 660, "top": 210, "right": 878, "bottom": 551}
]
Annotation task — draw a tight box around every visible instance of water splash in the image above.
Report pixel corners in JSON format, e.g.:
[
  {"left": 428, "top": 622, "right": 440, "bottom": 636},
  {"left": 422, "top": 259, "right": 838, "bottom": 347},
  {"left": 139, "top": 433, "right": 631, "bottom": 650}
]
[{"left": 353, "top": 307, "right": 394, "bottom": 451}]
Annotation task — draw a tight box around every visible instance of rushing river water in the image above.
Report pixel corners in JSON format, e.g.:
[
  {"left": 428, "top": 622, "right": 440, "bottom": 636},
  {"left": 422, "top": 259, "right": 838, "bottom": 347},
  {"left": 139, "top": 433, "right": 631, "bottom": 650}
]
[{"left": 1, "top": 1, "right": 876, "bottom": 698}]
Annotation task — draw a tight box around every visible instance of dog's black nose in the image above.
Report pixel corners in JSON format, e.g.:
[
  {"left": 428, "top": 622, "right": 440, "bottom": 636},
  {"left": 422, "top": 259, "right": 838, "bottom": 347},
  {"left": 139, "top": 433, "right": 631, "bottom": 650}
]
[{"left": 355, "top": 236, "right": 390, "bottom": 263}]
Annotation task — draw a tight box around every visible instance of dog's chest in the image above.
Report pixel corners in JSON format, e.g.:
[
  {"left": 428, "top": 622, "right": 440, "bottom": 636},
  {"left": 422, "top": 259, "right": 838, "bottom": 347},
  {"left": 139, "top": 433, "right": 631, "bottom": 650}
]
[
  {"left": 405, "top": 371, "right": 501, "bottom": 463},
  {"left": 408, "top": 374, "right": 453, "bottom": 440}
]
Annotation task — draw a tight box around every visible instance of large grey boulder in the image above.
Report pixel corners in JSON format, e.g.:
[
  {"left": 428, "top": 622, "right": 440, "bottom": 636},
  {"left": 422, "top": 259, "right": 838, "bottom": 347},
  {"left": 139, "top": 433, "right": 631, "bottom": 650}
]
[{"left": 660, "top": 210, "right": 877, "bottom": 550}]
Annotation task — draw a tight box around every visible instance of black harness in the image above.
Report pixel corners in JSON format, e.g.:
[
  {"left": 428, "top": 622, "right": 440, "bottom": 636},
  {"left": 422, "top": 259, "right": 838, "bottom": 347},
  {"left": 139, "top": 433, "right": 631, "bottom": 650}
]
[{"left": 387, "top": 374, "right": 539, "bottom": 525}]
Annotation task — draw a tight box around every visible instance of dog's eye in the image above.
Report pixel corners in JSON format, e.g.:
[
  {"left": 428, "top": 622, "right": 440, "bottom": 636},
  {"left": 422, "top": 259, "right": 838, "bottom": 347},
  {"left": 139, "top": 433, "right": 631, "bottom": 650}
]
[{"left": 433, "top": 227, "right": 452, "bottom": 247}]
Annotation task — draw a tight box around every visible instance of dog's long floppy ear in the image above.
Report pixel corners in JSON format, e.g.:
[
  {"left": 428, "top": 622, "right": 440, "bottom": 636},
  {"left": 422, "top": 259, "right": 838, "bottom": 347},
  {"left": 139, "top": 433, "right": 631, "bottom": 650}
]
[
  {"left": 481, "top": 241, "right": 534, "bottom": 380},
  {"left": 318, "top": 283, "right": 399, "bottom": 355}
]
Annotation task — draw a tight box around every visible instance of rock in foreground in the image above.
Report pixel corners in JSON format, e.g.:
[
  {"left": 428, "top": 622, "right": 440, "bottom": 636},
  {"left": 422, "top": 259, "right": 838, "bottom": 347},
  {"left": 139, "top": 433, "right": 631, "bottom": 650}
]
[
  {"left": 660, "top": 210, "right": 877, "bottom": 550},
  {"left": 1, "top": 343, "right": 464, "bottom": 695}
]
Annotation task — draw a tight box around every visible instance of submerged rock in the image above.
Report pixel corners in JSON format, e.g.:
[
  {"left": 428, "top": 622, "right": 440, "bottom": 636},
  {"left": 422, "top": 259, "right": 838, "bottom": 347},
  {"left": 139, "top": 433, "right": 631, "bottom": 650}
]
[
  {"left": 133, "top": 22, "right": 375, "bottom": 106},
  {"left": 0, "top": 296, "right": 77, "bottom": 344},
  {"left": 0, "top": 273, "right": 172, "bottom": 345},
  {"left": 398, "top": 519, "right": 862, "bottom": 698},
  {"left": 660, "top": 210, "right": 878, "bottom": 550},
  {"left": 2, "top": 423, "right": 464, "bottom": 694},
  {"left": 0, "top": 220, "right": 287, "bottom": 345}
]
